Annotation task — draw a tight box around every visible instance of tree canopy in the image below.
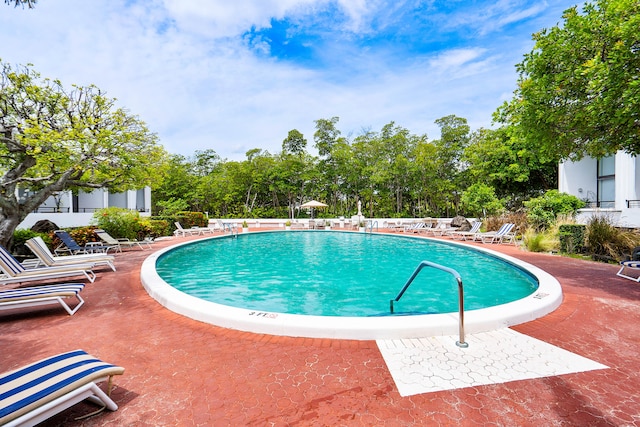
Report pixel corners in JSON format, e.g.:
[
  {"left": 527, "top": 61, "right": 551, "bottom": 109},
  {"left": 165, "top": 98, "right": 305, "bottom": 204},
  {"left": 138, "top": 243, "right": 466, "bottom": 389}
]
[
  {"left": 0, "top": 61, "right": 167, "bottom": 246},
  {"left": 497, "top": 0, "right": 640, "bottom": 161}
]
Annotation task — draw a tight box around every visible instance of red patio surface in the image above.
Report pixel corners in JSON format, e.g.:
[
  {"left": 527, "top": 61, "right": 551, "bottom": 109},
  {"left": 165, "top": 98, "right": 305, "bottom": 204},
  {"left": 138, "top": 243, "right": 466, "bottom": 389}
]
[{"left": 2, "top": 231, "right": 639, "bottom": 426}]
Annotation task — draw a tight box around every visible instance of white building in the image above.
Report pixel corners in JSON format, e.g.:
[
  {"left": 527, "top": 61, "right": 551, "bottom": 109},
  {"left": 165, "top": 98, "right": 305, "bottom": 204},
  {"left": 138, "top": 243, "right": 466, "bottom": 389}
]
[
  {"left": 559, "top": 151, "right": 640, "bottom": 228},
  {"left": 18, "top": 187, "right": 151, "bottom": 229}
]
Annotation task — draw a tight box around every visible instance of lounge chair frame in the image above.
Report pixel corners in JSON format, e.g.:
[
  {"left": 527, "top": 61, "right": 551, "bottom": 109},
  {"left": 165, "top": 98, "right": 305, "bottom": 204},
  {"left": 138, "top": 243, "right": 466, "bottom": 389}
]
[
  {"left": 0, "top": 283, "right": 85, "bottom": 316},
  {"left": 54, "top": 230, "right": 116, "bottom": 255},
  {"left": 616, "top": 261, "right": 640, "bottom": 282},
  {"left": 94, "top": 229, "right": 151, "bottom": 251},
  {"left": 25, "top": 237, "right": 116, "bottom": 272},
  {"left": 0, "top": 246, "right": 96, "bottom": 285},
  {"left": 0, "top": 349, "right": 124, "bottom": 426}
]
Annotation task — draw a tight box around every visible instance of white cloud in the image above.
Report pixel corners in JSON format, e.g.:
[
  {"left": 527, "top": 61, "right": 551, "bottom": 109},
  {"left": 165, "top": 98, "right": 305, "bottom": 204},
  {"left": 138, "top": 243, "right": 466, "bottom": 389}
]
[{"left": 0, "top": 0, "right": 572, "bottom": 160}]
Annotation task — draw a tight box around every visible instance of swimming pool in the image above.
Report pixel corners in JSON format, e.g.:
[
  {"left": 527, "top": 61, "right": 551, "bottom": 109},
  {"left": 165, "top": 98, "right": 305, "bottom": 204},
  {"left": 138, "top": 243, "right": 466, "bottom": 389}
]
[
  {"left": 141, "top": 231, "right": 563, "bottom": 339},
  {"left": 155, "top": 232, "right": 537, "bottom": 316}
]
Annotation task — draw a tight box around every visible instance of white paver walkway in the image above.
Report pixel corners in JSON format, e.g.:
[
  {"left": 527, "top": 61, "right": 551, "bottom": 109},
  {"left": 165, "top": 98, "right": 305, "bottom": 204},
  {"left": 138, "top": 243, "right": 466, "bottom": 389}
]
[{"left": 377, "top": 328, "right": 608, "bottom": 397}]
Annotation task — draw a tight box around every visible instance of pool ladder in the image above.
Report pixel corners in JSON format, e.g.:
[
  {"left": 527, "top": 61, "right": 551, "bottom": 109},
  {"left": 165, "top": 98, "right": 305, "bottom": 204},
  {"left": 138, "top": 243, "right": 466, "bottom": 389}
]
[
  {"left": 390, "top": 261, "right": 468, "bottom": 348},
  {"left": 222, "top": 222, "right": 238, "bottom": 238},
  {"left": 365, "top": 220, "right": 378, "bottom": 233}
]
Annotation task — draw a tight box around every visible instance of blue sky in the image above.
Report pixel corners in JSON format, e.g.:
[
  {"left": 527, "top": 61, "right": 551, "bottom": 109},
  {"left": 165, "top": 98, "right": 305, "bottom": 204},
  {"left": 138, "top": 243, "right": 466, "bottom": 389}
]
[{"left": 1, "top": 0, "right": 578, "bottom": 160}]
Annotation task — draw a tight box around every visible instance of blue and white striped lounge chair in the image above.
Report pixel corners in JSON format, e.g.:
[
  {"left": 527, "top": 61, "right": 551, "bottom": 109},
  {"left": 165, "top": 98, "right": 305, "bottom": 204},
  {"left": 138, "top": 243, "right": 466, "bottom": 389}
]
[
  {"left": 25, "top": 237, "right": 116, "bottom": 272},
  {"left": 0, "top": 283, "right": 85, "bottom": 316},
  {"left": 0, "top": 349, "right": 125, "bottom": 426},
  {"left": 616, "top": 261, "right": 640, "bottom": 282},
  {"left": 0, "top": 246, "right": 96, "bottom": 285}
]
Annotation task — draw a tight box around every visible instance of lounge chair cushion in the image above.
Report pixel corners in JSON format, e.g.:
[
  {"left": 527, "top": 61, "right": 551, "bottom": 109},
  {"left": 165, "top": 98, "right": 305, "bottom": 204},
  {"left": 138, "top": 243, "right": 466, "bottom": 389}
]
[{"left": 0, "top": 349, "right": 124, "bottom": 426}]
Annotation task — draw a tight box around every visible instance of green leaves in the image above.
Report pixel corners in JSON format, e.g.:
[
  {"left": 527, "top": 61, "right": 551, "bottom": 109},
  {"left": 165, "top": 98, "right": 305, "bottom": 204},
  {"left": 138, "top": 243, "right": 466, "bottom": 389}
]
[
  {"left": 0, "top": 61, "right": 167, "bottom": 245},
  {"left": 500, "top": 0, "right": 640, "bottom": 159}
]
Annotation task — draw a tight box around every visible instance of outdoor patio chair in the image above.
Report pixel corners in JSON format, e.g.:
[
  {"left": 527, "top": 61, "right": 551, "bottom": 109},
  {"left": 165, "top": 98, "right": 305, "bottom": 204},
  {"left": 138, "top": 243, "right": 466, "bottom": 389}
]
[
  {"left": 0, "top": 349, "right": 125, "bottom": 426},
  {"left": 0, "top": 245, "right": 96, "bottom": 285},
  {"left": 0, "top": 283, "right": 86, "bottom": 316},
  {"left": 473, "top": 223, "right": 516, "bottom": 244},
  {"left": 449, "top": 221, "right": 482, "bottom": 240},
  {"left": 25, "top": 236, "right": 116, "bottom": 272},
  {"left": 54, "top": 230, "right": 117, "bottom": 255},
  {"left": 616, "top": 261, "right": 640, "bottom": 282},
  {"left": 173, "top": 222, "right": 208, "bottom": 237},
  {"left": 94, "top": 229, "right": 150, "bottom": 251}
]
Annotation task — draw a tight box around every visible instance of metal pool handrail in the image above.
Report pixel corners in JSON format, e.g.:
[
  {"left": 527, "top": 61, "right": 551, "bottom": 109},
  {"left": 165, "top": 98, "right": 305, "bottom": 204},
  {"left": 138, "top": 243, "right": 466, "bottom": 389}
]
[{"left": 390, "top": 260, "right": 468, "bottom": 348}]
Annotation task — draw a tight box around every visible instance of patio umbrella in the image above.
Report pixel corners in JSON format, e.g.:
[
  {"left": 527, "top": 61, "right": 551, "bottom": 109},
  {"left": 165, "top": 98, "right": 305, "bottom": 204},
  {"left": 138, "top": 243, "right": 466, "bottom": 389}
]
[{"left": 299, "top": 200, "right": 328, "bottom": 219}]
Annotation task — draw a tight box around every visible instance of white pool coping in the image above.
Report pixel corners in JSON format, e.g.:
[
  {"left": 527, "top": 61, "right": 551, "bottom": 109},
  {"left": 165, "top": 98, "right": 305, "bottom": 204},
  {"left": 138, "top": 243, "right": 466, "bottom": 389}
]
[{"left": 140, "top": 231, "right": 563, "bottom": 340}]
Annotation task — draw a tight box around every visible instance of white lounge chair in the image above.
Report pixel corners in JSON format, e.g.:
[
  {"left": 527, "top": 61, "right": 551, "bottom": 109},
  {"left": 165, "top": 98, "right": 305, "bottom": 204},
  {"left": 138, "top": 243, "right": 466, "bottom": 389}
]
[
  {"left": 0, "top": 349, "right": 125, "bottom": 426},
  {"left": 0, "top": 283, "right": 85, "bottom": 315},
  {"left": 94, "top": 229, "right": 150, "bottom": 251},
  {"left": 449, "top": 221, "right": 482, "bottom": 240},
  {"left": 174, "top": 222, "right": 213, "bottom": 237},
  {"left": 616, "top": 261, "right": 640, "bottom": 282},
  {"left": 25, "top": 237, "right": 116, "bottom": 272},
  {"left": 473, "top": 223, "right": 516, "bottom": 244},
  {"left": 0, "top": 246, "right": 96, "bottom": 285}
]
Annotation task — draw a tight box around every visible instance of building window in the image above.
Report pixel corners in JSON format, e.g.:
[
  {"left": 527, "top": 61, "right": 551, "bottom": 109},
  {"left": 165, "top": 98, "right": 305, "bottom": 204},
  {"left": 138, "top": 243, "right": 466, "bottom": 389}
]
[{"left": 597, "top": 156, "right": 615, "bottom": 208}]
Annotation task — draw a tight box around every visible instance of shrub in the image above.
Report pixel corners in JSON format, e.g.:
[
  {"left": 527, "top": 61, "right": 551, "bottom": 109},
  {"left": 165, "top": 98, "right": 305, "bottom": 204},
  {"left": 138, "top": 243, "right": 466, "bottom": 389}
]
[
  {"left": 175, "top": 211, "right": 207, "bottom": 228},
  {"left": 11, "top": 229, "right": 51, "bottom": 254},
  {"left": 524, "top": 190, "right": 585, "bottom": 230},
  {"left": 461, "top": 183, "right": 505, "bottom": 218},
  {"left": 585, "top": 216, "right": 640, "bottom": 261},
  {"left": 522, "top": 228, "right": 559, "bottom": 252},
  {"left": 558, "top": 224, "right": 586, "bottom": 254},
  {"left": 92, "top": 207, "right": 142, "bottom": 239}
]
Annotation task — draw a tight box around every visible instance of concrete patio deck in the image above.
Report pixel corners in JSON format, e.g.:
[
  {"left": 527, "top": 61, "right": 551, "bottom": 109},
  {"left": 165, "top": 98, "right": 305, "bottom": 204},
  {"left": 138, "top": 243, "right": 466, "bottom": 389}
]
[{"left": 2, "top": 231, "right": 639, "bottom": 426}]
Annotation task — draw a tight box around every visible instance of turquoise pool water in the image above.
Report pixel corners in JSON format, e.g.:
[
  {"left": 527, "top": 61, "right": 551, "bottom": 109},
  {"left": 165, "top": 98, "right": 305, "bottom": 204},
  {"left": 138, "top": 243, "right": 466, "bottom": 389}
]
[{"left": 155, "top": 231, "right": 538, "bottom": 317}]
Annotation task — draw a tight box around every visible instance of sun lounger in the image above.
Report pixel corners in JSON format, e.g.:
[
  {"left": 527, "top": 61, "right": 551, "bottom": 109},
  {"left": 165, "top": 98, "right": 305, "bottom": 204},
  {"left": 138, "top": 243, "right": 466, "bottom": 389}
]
[
  {"left": 54, "top": 230, "right": 116, "bottom": 255},
  {"left": 94, "top": 229, "right": 150, "bottom": 251},
  {"left": 449, "top": 221, "right": 482, "bottom": 240},
  {"left": 25, "top": 237, "right": 116, "bottom": 272},
  {"left": 473, "top": 223, "right": 516, "bottom": 244},
  {"left": 0, "top": 283, "right": 85, "bottom": 315},
  {"left": 616, "top": 261, "right": 640, "bottom": 282},
  {"left": 0, "top": 246, "right": 96, "bottom": 285},
  {"left": 173, "top": 222, "right": 213, "bottom": 237},
  {"left": 0, "top": 349, "right": 125, "bottom": 426}
]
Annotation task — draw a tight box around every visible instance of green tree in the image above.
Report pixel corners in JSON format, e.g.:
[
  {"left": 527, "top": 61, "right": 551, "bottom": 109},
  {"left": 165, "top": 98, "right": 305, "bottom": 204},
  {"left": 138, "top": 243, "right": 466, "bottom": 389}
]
[
  {"left": 463, "top": 126, "right": 557, "bottom": 205},
  {"left": 498, "top": 0, "right": 640, "bottom": 160},
  {"left": 432, "top": 115, "right": 470, "bottom": 216},
  {"left": 282, "top": 129, "right": 307, "bottom": 156},
  {"left": 461, "top": 183, "right": 505, "bottom": 218},
  {"left": 0, "top": 61, "right": 166, "bottom": 246}
]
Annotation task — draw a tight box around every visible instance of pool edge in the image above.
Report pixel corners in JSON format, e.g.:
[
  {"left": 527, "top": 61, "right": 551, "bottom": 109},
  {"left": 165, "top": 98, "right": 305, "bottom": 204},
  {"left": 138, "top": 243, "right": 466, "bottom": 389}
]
[{"left": 140, "top": 232, "right": 563, "bottom": 340}]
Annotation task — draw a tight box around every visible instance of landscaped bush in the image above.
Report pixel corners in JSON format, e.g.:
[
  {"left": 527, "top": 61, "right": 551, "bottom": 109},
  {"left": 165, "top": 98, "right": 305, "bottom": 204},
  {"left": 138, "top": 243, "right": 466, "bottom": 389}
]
[
  {"left": 558, "top": 224, "right": 586, "bottom": 254},
  {"left": 522, "top": 228, "right": 559, "bottom": 252},
  {"left": 92, "top": 207, "right": 143, "bottom": 240},
  {"left": 175, "top": 211, "right": 207, "bottom": 228},
  {"left": 585, "top": 216, "right": 640, "bottom": 261},
  {"left": 524, "top": 190, "right": 585, "bottom": 230},
  {"left": 10, "top": 228, "right": 51, "bottom": 255}
]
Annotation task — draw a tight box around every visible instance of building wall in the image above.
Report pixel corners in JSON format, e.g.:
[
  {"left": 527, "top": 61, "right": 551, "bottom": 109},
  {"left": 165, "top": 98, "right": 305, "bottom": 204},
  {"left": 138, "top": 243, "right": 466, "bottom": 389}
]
[
  {"left": 18, "top": 187, "right": 151, "bottom": 229},
  {"left": 560, "top": 152, "right": 640, "bottom": 228}
]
